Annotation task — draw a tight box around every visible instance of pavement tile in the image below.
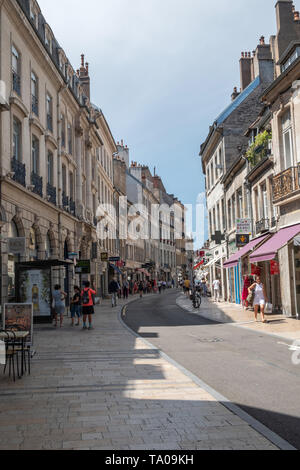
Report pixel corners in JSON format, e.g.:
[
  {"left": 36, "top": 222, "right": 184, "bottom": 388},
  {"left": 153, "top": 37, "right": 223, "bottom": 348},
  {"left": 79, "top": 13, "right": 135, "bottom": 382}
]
[{"left": 0, "top": 296, "right": 279, "bottom": 451}]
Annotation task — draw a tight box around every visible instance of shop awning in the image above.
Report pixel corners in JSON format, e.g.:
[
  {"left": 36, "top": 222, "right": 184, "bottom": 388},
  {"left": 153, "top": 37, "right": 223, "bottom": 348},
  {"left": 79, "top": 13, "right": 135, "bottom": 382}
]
[
  {"left": 223, "top": 234, "right": 269, "bottom": 269},
  {"left": 204, "top": 254, "right": 223, "bottom": 268},
  {"left": 110, "top": 264, "right": 123, "bottom": 275},
  {"left": 250, "top": 224, "right": 300, "bottom": 263}
]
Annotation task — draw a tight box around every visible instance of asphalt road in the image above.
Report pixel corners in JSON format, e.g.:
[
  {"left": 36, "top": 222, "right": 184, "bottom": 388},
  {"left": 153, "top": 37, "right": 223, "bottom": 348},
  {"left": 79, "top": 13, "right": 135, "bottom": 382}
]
[{"left": 123, "top": 290, "right": 300, "bottom": 449}]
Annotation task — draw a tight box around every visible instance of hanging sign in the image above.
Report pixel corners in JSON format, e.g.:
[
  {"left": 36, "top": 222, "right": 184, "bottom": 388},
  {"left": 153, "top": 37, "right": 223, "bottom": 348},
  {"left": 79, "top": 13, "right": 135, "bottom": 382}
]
[
  {"left": 7, "top": 237, "right": 26, "bottom": 255},
  {"left": 236, "top": 234, "right": 250, "bottom": 248},
  {"left": 236, "top": 218, "right": 252, "bottom": 235}
]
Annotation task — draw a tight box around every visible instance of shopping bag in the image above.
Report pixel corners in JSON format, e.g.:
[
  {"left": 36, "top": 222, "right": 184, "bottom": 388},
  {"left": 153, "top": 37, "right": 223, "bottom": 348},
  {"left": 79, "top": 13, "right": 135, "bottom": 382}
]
[{"left": 265, "top": 303, "right": 273, "bottom": 314}]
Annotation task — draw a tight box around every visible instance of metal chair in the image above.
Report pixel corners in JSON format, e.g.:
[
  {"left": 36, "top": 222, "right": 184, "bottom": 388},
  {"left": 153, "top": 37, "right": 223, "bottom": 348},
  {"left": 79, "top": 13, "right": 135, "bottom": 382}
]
[
  {"left": 5, "top": 327, "right": 31, "bottom": 376},
  {"left": 1, "top": 330, "right": 19, "bottom": 382}
]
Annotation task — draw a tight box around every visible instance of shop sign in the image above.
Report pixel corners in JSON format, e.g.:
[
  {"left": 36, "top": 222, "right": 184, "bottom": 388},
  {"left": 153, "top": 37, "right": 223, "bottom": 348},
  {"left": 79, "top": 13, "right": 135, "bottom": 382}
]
[
  {"left": 7, "top": 237, "right": 26, "bottom": 255},
  {"left": 75, "top": 260, "right": 91, "bottom": 274},
  {"left": 109, "top": 257, "right": 120, "bottom": 262},
  {"left": 236, "top": 218, "right": 252, "bottom": 235},
  {"left": 270, "top": 260, "right": 280, "bottom": 275},
  {"left": 236, "top": 234, "right": 250, "bottom": 248},
  {"left": 101, "top": 252, "right": 108, "bottom": 262},
  {"left": 4, "top": 303, "right": 33, "bottom": 346}
]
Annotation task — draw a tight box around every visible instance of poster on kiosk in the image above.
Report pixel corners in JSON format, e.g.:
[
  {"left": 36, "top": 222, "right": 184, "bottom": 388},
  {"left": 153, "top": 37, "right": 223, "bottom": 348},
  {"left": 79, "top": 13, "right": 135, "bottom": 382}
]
[{"left": 18, "top": 268, "right": 51, "bottom": 319}]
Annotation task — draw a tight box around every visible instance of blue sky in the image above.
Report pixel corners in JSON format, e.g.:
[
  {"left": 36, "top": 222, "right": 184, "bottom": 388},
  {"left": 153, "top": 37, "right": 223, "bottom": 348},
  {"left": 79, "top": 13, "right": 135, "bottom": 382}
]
[{"left": 38, "top": 0, "right": 278, "bottom": 240}]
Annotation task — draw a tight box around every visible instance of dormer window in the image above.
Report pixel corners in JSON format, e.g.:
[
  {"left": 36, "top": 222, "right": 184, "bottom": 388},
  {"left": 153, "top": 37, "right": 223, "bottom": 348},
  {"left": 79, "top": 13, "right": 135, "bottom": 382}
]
[
  {"left": 281, "top": 46, "right": 300, "bottom": 73},
  {"left": 44, "top": 25, "right": 53, "bottom": 54},
  {"left": 30, "top": 0, "right": 38, "bottom": 28}
]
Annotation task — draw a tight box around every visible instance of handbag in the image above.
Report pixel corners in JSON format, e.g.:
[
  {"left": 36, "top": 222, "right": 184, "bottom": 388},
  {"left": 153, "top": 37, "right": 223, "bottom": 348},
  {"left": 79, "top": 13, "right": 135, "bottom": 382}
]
[
  {"left": 247, "top": 291, "right": 254, "bottom": 305},
  {"left": 265, "top": 303, "right": 273, "bottom": 314}
]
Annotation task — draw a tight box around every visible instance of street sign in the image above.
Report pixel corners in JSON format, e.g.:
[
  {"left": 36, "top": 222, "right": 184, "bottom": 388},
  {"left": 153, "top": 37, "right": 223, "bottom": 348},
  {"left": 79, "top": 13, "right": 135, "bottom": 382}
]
[
  {"left": 236, "top": 218, "right": 252, "bottom": 235},
  {"left": 7, "top": 237, "right": 26, "bottom": 255},
  {"left": 236, "top": 234, "right": 250, "bottom": 248}
]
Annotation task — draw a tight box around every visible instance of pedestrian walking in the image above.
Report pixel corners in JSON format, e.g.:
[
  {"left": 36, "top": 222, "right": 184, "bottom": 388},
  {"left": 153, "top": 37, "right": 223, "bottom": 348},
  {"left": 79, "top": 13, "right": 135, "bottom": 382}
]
[
  {"left": 70, "top": 286, "right": 81, "bottom": 326},
  {"left": 212, "top": 278, "right": 221, "bottom": 302},
  {"left": 138, "top": 281, "right": 144, "bottom": 298},
  {"left": 184, "top": 279, "right": 190, "bottom": 297},
  {"left": 109, "top": 277, "right": 120, "bottom": 307},
  {"left": 81, "top": 281, "right": 96, "bottom": 330},
  {"left": 123, "top": 279, "right": 129, "bottom": 299},
  {"left": 248, "top": 276, "right": 268, "bottom": 323},
  {"left": 52, "top": 285, "right": 67, "bottom": 328}
]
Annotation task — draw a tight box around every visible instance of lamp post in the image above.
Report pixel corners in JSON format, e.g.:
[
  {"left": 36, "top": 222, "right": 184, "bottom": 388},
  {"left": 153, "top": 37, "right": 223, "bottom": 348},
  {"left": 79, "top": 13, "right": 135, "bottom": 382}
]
[{"left": 0, "top": 219, "right": 7, "bottom": 318}]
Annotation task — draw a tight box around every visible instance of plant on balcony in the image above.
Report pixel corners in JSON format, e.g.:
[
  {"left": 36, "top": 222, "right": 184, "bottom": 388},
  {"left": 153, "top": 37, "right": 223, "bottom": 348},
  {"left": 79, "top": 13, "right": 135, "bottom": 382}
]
[{"left": 246, "top": 130, "right": 272, "bottom": 168}]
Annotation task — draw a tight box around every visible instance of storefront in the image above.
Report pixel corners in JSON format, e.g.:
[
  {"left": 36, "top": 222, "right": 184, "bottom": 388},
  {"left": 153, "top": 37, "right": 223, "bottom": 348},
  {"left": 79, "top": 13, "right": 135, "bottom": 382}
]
[
  {"left": 250, "top": 224, "right": 300, "bottom": 317},
  {"left": 224, "top": 234, "right": 270, "bottom": 306}
]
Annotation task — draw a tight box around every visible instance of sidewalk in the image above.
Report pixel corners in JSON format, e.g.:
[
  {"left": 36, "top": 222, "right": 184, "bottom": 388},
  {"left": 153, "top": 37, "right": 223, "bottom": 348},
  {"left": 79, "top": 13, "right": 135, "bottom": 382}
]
[
  {"left": 0, "top": 295, "right": 281, "bottom": 450},
  {"left": 177, "top": 294, "right": 300, "bottom": 341}
]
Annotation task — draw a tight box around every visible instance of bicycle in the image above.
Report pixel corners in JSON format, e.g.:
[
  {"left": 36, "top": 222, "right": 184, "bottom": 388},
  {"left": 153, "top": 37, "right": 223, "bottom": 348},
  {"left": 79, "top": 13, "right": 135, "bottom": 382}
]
[{"left": 192, "top": 287, "right": 202, "bottom": 309}]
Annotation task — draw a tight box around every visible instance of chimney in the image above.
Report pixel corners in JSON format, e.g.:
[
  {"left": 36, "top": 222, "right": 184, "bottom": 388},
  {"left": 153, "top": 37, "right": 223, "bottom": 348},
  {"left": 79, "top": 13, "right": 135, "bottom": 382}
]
[
  {"left": 275, "top": 0, "right": 300, "bottom": 61},
  {"left": 78, "top": 54, "right": 90, "bottom": 100},
  {"left": 239, "top": 52, "right": 253, "bottom": 90},
  {"left": 252, "top": 36, "right": 273, "bottom": 83}
]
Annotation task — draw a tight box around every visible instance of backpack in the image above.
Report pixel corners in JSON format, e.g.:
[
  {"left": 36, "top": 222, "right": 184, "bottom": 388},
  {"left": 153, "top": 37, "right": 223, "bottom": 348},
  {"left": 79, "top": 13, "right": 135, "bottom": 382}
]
[{"left": 82, "top": 289, "right": 90, "bottom": 305}]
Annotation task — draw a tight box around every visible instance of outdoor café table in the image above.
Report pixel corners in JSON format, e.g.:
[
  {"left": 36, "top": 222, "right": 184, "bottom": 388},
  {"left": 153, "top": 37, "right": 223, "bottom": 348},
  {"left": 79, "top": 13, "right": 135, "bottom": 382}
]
[{"left": 0, "top": 331, "right": 29, "bottom": 377}]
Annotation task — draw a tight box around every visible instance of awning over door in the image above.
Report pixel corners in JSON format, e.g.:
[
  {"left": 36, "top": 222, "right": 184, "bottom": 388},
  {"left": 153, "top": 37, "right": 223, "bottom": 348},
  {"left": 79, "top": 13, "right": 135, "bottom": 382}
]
[
  {"left": 223, "top": 234, "right": 269, "bottom": 269},
  {"left": 250, "top": 224, "right": 300, "bottom": 263}
]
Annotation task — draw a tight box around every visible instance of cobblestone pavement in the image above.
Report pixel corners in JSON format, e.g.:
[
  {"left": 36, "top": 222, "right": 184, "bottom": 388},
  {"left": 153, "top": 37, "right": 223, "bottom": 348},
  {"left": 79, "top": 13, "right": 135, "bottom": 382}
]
[
  {"left": 177, "top": 294, "right": 300, "bottom": 341},
  {"left": 0, "top": 295, "right": 278, "bottom": 450}
]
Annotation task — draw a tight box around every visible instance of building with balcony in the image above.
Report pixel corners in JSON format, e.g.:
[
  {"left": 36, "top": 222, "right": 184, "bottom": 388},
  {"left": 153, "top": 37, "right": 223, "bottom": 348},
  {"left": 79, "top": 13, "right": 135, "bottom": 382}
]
[{"left": 0, "top": 0, "right": 117, "bottom": 305}]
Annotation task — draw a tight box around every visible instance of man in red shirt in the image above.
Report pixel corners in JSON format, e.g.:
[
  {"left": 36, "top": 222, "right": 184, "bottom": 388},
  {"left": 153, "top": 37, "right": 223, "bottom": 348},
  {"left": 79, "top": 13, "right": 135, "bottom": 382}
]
[{"left": 81, "top": 281, "right": 96, "bottom": 330}]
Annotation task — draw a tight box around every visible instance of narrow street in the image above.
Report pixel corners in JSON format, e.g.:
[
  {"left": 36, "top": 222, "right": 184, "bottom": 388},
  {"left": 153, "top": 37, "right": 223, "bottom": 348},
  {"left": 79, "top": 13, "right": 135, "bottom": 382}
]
[{"left": 124, "top": 290, "right": 300, "bottom": 449}]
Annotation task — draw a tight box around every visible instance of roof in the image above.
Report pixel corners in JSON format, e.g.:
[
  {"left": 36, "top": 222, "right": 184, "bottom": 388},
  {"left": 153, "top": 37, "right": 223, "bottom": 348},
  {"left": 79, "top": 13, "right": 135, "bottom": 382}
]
[{"left": 215, "top": 76, "right": 261, "bottom": 126}]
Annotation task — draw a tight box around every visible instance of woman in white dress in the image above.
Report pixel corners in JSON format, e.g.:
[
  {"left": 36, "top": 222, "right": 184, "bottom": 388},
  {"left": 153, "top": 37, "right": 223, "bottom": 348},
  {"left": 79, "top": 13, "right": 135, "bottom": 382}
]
[{"left": 248, "top": 275, "right": 268, "bottom": 323}]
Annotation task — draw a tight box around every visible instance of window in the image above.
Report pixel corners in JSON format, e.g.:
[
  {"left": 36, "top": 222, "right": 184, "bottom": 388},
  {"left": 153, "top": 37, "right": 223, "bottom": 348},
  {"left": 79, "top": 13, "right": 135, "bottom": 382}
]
[
  {"left": 232, "top": 195, "right": 236, "bottom": 228},
  {"left": 31, "top": 71, "right": 38, "bottom": 115},
  {"left": 237, "top": 189, "right": 243, "bottom": 219},
  {"left": 62, "top": 164, "right": 67, "bottom": 194},
  {"left": 12, "top": 45, "right": 21, "bottom": 95},
  {"left": 32, "top": 135, "right": 39, "bottom": 174},
  {"left": 68, "top": 124, "right": 73, "bottom": 155},
  {"left": 207, "top": 167, "right": 210, "bottom": 190},
  {"left": 45, "top": 233, "right": 52, "bottom": 260},
  {"left": 261, "top": 183, "right": 269, "bottom": 220},
  {"left": 61, "top": 114, "right": 66, "bottom": 148},
  {"left": 281, "top": 109, "right": 294, "bottom": 169},
  {"left": 47, "top": 151, "right": 53, "bottom": 185},
  {"left": 46, "top": 94, "right": 53, "bottom": 131},
  {"left": 69, "top": 172, "right": 74, "bottom": 201},
  {"left": 227, "top": 200, "right": 232, "bottom": 230},
  {"left": 13, "top": 117, "right": 22, "bottom": 161}
]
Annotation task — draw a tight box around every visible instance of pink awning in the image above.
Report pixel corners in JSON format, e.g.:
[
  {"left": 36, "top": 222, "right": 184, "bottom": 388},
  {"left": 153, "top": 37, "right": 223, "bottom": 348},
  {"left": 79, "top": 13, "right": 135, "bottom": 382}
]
[
  {"left": 223, "top": 234, "right": 269, "bottom": 269},
  {"left": 250, "top": 224, "right": 300, "bottom": 263}
]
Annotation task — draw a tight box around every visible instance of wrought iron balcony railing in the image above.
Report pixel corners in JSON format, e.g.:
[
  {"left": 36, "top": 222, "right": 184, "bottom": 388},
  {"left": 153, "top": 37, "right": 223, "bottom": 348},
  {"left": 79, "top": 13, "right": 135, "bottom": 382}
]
[
  {"left": 69, "top": 199, "right": 76, "bottom": 217},
  {"left": 62, "top": 192, "right": 69, "bottom": 210},
  {"left": 11, "top": 158, "right": 26, "bottom": 187},
  {"left": 256, "top": 218, "right": 270, "bottom": 235},
  {"left": 273, "top": 165, "right": 300, "bottom": 203},
  {"left": 47, "top": 183, "right": 56, "bottom": 205},
  {"left": 31, "top": 172, "right": 43, "bottom": 197},
  {"left": 31, "top": 95, "right": 39, "bottom": 116},
  {"left": 12, "top": 71, "right": 21, "bottom": 95}
]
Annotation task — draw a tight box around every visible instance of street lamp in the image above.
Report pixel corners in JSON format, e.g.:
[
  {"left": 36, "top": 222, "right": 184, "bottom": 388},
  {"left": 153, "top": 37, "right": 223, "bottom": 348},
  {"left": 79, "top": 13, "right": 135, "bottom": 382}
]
[{"left": 0, "top": 219, "right": 7, "bottom": 317}]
